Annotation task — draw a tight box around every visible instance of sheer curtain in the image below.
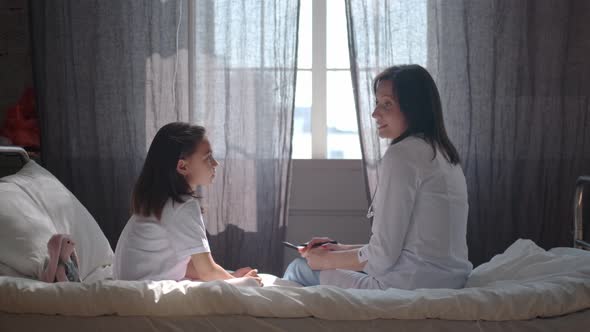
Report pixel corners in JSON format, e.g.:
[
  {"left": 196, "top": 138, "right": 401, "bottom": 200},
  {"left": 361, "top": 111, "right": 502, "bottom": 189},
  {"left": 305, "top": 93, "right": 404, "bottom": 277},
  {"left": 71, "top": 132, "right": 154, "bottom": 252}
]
[
  {"left": 345, "top": 0, "right": 427, "bottom": 203},
  {"left": 347, "top": 0, "right": 590, "bottom": 265},
  {"left": 189, "top": 0, "right": 298, "bottom": 274},
  {"left": 30, "top": 0, "right": 298, "bottom": 274}
]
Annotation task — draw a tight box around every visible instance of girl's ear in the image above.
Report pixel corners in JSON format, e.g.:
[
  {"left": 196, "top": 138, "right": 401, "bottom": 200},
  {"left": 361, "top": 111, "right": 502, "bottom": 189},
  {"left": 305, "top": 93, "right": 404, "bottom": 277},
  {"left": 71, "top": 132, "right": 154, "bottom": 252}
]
[{"left": 176, "top": 159, "right": 189, "bottom": 176}]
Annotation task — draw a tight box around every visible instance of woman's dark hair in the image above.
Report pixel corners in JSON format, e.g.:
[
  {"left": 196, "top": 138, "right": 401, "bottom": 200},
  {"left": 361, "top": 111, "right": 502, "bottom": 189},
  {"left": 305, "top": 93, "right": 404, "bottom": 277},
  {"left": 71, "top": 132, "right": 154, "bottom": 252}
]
[
  {"left": 373, "top": 64, "right": 460, "bottom": 165},
  {"left": 132, "top": 122, "right": 206, "bottom": 219}
]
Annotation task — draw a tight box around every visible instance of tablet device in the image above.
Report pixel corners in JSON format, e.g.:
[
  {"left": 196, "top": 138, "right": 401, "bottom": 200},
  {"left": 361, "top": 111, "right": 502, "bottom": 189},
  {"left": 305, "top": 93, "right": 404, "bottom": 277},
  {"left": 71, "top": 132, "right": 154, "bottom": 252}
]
[
  {"left": 282, "top": 241, "right": 304, "bottom": 250},
  {"left": 282, "top": 240, "right": 338, "bottom": 250}
]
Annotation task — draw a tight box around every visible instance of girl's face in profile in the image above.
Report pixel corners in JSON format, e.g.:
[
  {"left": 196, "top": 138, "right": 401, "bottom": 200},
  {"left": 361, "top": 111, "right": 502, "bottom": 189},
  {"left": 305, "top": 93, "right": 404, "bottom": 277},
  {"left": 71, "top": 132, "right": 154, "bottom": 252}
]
[
  {"left": 372, "top": 80, "right": 408, "bottom": 140},
  {"left": 178, "top": 137, "right": 219, "bottom": 189}
]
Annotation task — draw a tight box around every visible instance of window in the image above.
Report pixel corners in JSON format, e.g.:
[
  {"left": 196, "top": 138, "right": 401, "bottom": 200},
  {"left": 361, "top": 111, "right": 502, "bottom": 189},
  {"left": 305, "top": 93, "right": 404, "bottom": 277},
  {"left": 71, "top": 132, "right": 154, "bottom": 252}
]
[{"left": 292, "top": 0, "right": 361, "bottom": 159}]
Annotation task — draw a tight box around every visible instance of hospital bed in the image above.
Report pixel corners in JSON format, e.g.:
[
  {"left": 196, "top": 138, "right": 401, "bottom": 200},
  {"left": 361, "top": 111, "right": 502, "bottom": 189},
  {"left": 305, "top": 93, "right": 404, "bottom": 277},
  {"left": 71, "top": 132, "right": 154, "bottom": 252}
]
[
  {"left": 0, "top": 146, "right": 589, "bottom": 332},
  {"left": 575, "top": 175, "right": 590, "bottom": 250}
]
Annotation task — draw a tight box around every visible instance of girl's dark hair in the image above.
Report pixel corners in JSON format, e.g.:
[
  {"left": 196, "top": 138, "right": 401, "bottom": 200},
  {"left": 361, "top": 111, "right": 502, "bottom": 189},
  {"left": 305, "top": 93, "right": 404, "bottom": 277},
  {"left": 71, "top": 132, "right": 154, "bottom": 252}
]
[
  {"left": 373, "top": 65, "right": 460, "bottom": 165},
  {"left": 132, "top": 122, "right": 206, "bottom": 219}
]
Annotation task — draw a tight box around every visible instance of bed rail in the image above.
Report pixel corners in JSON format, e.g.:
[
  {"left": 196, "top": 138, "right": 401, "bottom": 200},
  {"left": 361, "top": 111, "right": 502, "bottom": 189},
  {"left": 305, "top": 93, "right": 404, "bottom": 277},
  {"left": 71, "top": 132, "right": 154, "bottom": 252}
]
[
  {"left": 574, "top": 176, "right": 590, "bottom": 250},
  {"left": 0, "top": 146, "right": 29, "bottom": 178}
]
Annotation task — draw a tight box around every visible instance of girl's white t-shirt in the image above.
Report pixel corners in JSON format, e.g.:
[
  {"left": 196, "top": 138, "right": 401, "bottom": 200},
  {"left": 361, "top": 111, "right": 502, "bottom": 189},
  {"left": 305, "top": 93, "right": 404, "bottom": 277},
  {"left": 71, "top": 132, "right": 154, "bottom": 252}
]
[{"left": 114, "top": 197, "right": 210, "bottom": 281}]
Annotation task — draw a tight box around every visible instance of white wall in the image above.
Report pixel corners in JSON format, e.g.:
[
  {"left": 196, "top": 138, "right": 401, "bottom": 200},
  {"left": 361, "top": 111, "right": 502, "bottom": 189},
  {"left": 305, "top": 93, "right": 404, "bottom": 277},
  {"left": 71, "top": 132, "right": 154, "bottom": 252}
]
[{"left": 283, "top": 159, "right": 372, "bottom": 271}]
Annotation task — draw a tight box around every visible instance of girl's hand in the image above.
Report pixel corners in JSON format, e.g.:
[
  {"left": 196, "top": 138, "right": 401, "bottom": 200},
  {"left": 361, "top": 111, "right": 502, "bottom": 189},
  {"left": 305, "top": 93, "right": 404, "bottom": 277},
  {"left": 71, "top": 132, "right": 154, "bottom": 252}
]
[
  {"left": 232, "top": 267, "right": 254, "bottom": 277},
  {"left": 245, "top": 275, "right": 263, "bottom": 286},
  {"left": 242, "top": 269, "right": 259, "bottom": 278}
]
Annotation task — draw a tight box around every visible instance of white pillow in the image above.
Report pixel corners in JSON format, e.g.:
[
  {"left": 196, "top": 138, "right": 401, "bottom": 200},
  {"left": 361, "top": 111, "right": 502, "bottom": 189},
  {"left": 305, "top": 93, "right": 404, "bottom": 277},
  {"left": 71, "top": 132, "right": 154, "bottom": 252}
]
[
  {"left": 0, "top": 161, "right": 114, "bottom": 281},
  {"left": 0, "top": 261, "right": 27, "bottom": 278},
  {"left": 0, "top": 182, "right": 56, "bottom": 278}
]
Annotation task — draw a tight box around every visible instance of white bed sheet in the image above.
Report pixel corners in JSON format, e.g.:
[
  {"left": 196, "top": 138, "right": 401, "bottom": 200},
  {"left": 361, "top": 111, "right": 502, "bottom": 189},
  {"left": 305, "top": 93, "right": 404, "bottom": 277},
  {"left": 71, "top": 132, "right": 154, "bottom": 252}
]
[{"left": 1, "top": 239, "right": 589, "bottom": 322}]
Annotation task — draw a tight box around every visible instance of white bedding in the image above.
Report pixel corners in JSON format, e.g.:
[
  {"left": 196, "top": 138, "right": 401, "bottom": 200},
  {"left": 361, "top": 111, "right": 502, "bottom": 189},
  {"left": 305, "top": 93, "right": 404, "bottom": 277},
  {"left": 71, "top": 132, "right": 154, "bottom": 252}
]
[{"left": 1, "top": 240, "right": 589, "bottom": 321}]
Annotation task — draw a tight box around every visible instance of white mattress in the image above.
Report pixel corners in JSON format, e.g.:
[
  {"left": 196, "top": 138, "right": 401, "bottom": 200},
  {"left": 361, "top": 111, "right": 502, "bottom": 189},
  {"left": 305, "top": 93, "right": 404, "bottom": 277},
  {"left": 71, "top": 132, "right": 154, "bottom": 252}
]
[
  {"left": 2, "top": 310, "right": 590, "bottom": 332},
  {"left": 1, "top": 239, "right": 589, "bottom": 321}
]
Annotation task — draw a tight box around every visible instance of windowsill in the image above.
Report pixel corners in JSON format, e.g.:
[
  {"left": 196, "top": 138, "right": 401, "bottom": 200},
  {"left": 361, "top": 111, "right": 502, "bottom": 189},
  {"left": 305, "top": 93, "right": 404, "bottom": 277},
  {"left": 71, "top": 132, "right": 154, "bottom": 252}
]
[{"left": 291, "top": 159, "right": 363, "bottom": 170}]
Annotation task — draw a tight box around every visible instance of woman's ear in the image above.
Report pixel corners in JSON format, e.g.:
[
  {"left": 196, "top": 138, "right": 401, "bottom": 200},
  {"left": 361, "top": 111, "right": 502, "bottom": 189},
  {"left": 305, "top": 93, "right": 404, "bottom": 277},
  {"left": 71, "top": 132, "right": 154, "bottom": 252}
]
[{"left": 176, "top": 159, "right": 189, "bottom": 176}]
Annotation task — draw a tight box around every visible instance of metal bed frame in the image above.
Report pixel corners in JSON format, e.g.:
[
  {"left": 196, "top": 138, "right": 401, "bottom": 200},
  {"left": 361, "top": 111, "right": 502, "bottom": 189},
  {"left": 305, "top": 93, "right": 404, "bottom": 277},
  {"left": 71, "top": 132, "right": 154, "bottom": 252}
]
[
  {"left": 0, "top": 146, "right": 30, "bottom": 178},
  {"left": 574, "top": 176, "right": 590, "bottom": 250}
]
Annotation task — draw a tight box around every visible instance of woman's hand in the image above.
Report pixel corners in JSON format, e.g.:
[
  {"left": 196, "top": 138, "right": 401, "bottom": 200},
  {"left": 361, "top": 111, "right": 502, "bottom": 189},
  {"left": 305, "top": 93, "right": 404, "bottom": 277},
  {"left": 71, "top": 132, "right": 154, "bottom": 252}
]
[
  {"left": 298, "top": 237, "right": 336, "bottom": 255},
  {"left": 303, "top": 247, "right": 331, "bottom": 270},
  {"left": 300, "top": 244, "right": 367, "bottom": 271},
  {"left": 321, "top": 242, "right": 348, "bottom": 251}
]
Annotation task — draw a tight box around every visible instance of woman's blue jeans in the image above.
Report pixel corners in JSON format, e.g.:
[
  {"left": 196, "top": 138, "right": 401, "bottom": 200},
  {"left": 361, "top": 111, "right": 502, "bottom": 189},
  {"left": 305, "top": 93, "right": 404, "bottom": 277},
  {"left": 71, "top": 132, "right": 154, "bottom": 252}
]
[{"left": 283, "top": 257, "right": 321, "bottom": 286}]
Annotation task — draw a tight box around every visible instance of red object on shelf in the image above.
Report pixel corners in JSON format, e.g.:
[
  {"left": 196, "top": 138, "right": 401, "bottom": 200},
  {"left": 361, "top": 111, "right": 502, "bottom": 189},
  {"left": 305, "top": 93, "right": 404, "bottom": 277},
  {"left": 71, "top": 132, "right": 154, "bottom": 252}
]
[{"left": 0, "top": 88, "right": 40, "bottom": 150}]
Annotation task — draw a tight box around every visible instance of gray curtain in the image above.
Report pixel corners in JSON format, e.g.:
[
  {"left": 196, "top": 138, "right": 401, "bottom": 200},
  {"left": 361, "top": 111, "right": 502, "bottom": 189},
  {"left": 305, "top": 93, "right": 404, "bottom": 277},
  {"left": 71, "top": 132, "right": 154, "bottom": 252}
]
[
  {"left": 347, "top": 0, "right": 590, "bottom": 266},
  {"left": 190, "top": 0, "right": 298, "bottom": 274},
  {"left": 428, "top": 0, "right": 590, "bottom": 265},
  {"left": 30, "top": 0, "right": 298, "bottom": 275},
  {"left": 30, "top": 0, "right": 186, "bottom": 249}
]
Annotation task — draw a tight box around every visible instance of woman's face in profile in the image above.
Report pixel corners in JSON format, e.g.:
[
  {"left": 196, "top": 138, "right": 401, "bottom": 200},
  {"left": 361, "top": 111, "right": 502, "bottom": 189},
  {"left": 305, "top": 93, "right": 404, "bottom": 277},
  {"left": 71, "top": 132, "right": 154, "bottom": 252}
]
[{"left": 372, "top": 80, "right": 408, "bottom": 139}]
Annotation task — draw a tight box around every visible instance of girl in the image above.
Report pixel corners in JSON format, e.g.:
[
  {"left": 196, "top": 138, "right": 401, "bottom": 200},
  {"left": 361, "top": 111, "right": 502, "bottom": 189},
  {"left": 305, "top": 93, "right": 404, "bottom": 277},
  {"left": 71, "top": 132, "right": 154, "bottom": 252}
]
[
  {"left": 114, "top": 122, "right": 261, "bottom": 285},
  {"left": 283, "top": 65, "right": 472, "bottom": 289}
]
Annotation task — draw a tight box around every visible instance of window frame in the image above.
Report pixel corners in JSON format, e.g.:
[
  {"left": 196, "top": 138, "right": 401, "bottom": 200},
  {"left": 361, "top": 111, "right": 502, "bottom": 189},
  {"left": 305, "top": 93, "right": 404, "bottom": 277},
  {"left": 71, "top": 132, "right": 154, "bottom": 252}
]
[{"left": 295, "top": 0, "right": 358, "bottom": 160}]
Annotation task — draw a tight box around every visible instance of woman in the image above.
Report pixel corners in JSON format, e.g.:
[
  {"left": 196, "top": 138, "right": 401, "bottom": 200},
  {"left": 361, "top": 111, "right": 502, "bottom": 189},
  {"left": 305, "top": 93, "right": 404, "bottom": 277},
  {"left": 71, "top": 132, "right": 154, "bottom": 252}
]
[
  {"left": 114, "top": 122, "right": 261, "bottom": 285},
  {"left": 283, "top": 65, "right": 472, "bottom": 289}
]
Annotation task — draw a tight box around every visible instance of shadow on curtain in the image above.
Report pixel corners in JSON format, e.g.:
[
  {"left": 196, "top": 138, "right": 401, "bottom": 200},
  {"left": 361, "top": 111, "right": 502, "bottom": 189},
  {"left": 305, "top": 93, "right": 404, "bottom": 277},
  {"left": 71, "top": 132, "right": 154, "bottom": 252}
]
[{"left": 30, "top": 0, "right": 298, "bottom": 275}]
